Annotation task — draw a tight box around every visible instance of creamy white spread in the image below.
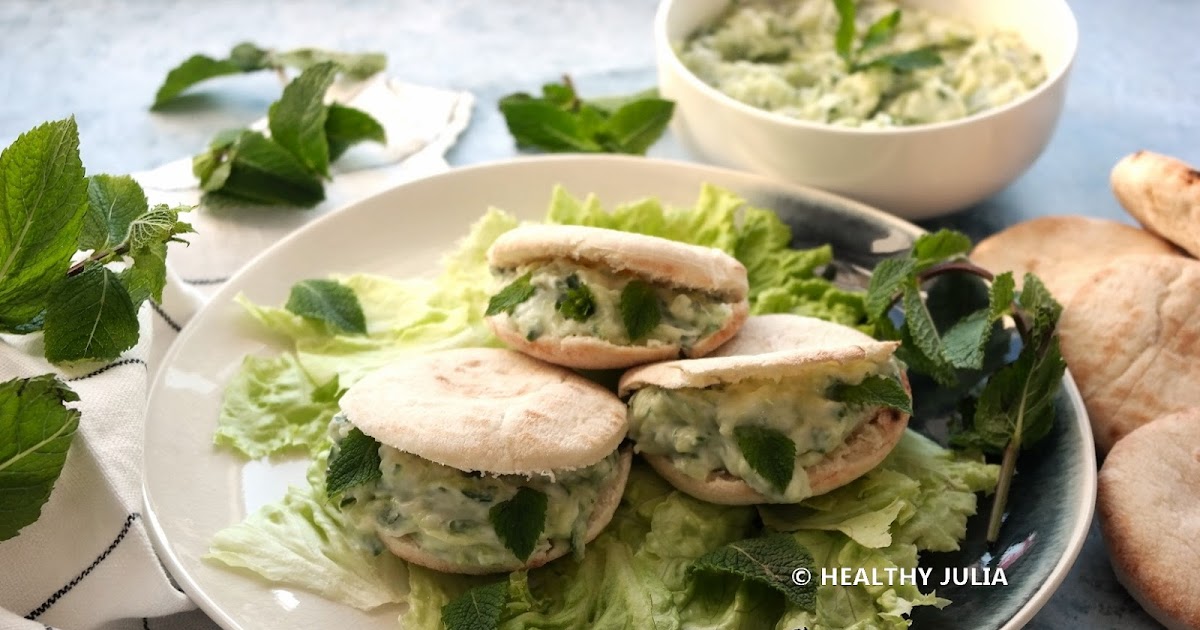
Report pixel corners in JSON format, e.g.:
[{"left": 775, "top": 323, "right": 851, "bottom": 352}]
[
  {"left": 679, "top": 0, "right": 1047, "bottom": 127},
  {"left": 495, "top": 260, "right": 732, "bottom": 348},
  {"left": 627, "top": 358, "right": 901, "bottom": 501},
  {"left": 331, "top": 416, "right": 621, "bottom": 567}
]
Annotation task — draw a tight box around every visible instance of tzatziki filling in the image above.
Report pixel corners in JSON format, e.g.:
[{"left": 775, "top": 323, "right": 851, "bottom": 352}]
[
  {"left": 330, "top": 416, "right": 621, "bottom": 567},
  {"left": 492, "top": 260, "right": 733, "bottom": 348},
  {"left": 679, "top": 0, "right": 1047, "bottom": 127},
  {"left": 627, "top": 359, "right": 902, "bottom": 502}
]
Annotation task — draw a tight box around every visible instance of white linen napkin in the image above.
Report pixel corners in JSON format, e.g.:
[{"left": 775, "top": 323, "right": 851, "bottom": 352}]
[{"left": 0, "top": 76, "right": 474, "bottom": 630}]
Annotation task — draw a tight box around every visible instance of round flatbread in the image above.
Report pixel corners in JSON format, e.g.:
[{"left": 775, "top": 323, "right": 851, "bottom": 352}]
[
  {"left": 1058, "top": 254, "right": 1200, "bottom": 453},
  {"left": 622, "top": 315, "right": 910, "bottom": 504},
  {"left": 1111, "top": 150, "right": 1200, "bottom": 258},
  {"left": 488, "top": 224, "right": 749, "bottom": 299},
  {"left": 383, "top": 450, "right": 633, "bottom": 575},
  {"left": 339, "top": 347, "right": 627, "bottom": 475},
  {"left": 970, "top": 215, "right": 1177, "bottom": 303},
  {"left": 1098, "top": 409, "right": 1200, "bottom": 630}
]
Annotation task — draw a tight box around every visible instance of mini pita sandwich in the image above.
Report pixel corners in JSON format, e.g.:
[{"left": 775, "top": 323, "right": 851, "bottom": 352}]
[
  {"left": 484, "top": 224, "right": 749, "bottom": 370},
  {"left": 619, "top": 314, "right": 911, "bottom": 505},
  {"left": 331, "top": 348, "right": 631, "bottom": 575},
  {"left": 1098, "top": 408, "right": 1200, "bottom": 630},
  {"left": 970, "top": 215, "right": 1178, "bottom": 303},
  {"left": 1111, "top": 150, "right": 1200, "bottom": 258}
]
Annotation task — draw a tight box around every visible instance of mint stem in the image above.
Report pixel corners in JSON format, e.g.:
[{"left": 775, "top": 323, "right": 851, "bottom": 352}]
[
  {"left": 987, "top": 438, "right": 1019, "bottom": 543},
  {"left": 66, "top": 243, "right": 129, "bottom": 277}
]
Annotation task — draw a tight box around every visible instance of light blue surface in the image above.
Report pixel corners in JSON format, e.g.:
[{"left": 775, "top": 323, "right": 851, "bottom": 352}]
[{"left": 2, "top": 1, "right": 1189, "bottom": 628}]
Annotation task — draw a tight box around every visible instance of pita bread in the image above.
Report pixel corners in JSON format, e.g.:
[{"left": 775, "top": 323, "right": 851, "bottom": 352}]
[
  {"left": 623, "top": 315, "right": 910, "bottom": 504},
  {"left": 1098, "top": 409, "right": 1200, "bottom": 630},
  {"left": 970, "top": 216, "right": 1177, "bottom": 302},
  {"left": 488, "top": 300, "right": 749, "bottom": 370},
  {"left": 382, "top": 450, "right": 633, "bottom": 575},
  {"left": 1111, "top": 150, "right": 1200, "bottom": 258},
  {"left": 488, "top": 224, "right": 748, "bottom": 299},
  {"left": 1058, "top": 254, "right": 1200, "bottom": 454},
  {"left": 339, "top": 348, "right": 626, "bottom": 475}
]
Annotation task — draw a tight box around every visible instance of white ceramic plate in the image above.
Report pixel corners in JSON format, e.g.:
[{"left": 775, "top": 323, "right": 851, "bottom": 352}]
[{"left": 143, "top": 155, "right": 1095, "bottom": 630}]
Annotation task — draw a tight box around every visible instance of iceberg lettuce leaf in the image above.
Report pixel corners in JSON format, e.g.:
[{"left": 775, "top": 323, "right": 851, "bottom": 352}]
[{"left": 214, "top": 353, "right": 337, "bottom": 458}]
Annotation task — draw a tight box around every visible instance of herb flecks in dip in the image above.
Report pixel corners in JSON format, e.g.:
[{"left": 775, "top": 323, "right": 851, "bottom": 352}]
[
  {"left": 493, "top": 260, "right": 734, "bottom": 348},
  {"left": 627, "top": 359, "right": 902, "bottom": 502},
  {"left": 330, "top": 416, "right": 621, "bottom": 567},
  {"left": 679, "top": 0, "right": 1046, "bottom": 127}
]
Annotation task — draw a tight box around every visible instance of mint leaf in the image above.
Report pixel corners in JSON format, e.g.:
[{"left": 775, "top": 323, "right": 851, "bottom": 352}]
[
  {"left": 486, "top": 272, "right": 536, "bottom": 316},
  {"left": 79, "top": 175, "right": 148, "bottom": 252},
  {"left": 587, "top": 87, "right": 660, "bottom": 114},
  {"left": 989, "top": 271, "right": 1016, "bottom": 322},
  {"left": 204, "top": 131, "right": 325, "bottom": 207},
  {"left": 269, "top": 62, "right": 336, "bottom": 177},
  {"left": 0, "top": 375, "right": 80, "bottom": 541},
  {"left": 498, "top": 95, "right": 603, "bottom": 152},
  {"left": 864, "top": 257, "right": 914, "bottom": 321},
  {"left": 861, "top": 46, "right": 944, "bottom": 73},
  {"left": 620, "top": 280, "right": 661, "bottom": 341},
  {"left": 325, "top": 427, "right": 382, "bottom": 498},
  {"left": 829, "top": 374, "right": 913, "bottom": 415},
  {"left": 270, "top": 48, "right": 387, "bottom": 80},
  {"left": 912, "top": 229, "right": 972, "bottom": 269},
  {"left": 555, "top": 274, "right": 596, "bottom": 322},
  {"left": 325, "top": 104, "right": 387, "bottom": 161},
  {"left": 0, "top": 118, "right": 88, "bottom": 332},
  {"left": 601, "top": 98, "right": 675, "bottom": 154},
  {"left": 228, "top": 43, "right": 272, "bottom": 71},
  {"left": 690, "top": 534, "right": 817, "bottom": 609},
  {"left": 489, "top": 487, "right": 548, "bottom": 561},
  {"left": 968, "top": 337, "right": 1065, "bottom": 452},
  {"left": 832, "top": 0, "right": 857, "bottom": 62},
  {"left": 733, "top": 425, "right": 796, "bottom": 493},
  {"left": 120, "top": 206, "right": 193, "bottom": 305},
  {"left": 941, "top": 309, "right": 991, "bottom": 370},
  {"left": 43, "top": 265, "right": 140, "bottom": 363},
  {"left": 152, "top": 55, "right": 251, "bottom": 109},
  {"left": 285, "top": 279, "right": 367, "bottom": 335},
  {"left": 902, "top": 281, "right": 956, "bottom": 384},
  {"left": 860, "top": 9, "right": 901, "bottom": 53},
  {"left": 1018, "top": 273, "right": 1061, "bottom": 339},
  {"left": 441, "top": 581, "right": 508, "bottom": 630}
]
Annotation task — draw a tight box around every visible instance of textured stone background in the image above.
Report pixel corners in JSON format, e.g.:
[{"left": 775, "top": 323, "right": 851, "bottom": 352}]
[{"left": 3, "top": 0, "right": 1193, "bottom": 627}]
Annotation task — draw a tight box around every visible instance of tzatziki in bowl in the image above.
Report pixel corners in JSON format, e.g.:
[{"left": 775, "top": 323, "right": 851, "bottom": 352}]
[{"left": 655, "top": 0, "right": 1078, "bottom": 219}]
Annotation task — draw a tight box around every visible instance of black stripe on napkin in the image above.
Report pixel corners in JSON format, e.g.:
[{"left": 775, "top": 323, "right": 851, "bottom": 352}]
[
  {"left": 183, "top": 276, "right": 229, "bottom": 286},
  {"left": 25, "top": 513, "right": 141, "bottom": 620},
  {"left": 67, "top": 358, "right": 147, "bottom": 382},
  {"left": 150, "top": 301, "right": 182, "bottom": 332}
]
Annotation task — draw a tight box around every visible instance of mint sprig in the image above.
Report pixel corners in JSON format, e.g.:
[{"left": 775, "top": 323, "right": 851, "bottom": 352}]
[
  {"left": 733, "top": 425, "right": 796, "bottom": 494},
  {"left": 0, "top": 119, "right": 193, "bottom": 363},
  {"left": 486, "top": 272, "right": 537, "bottom": 317},
  {"left": 832, "top": 0, "right": 943, "bottom": 74},
  {"left": 441, "top": 580, "right": 508, "bottom": 630},
  {"left": 863, "top": 229, "right": 1065, "bottom": 543},
  {"left": 619, "top": 280, "right": 661, "bottom": 341},
  {"left": 555, "top": 274, "right": 596, "bottom": 322},
  {"left": 325, "top": 427, "right": 382, "bottom": 498},
  {"left": 489, "top": 487, "right": 548, "bottom": 562},
  {"left": 829, "top": 374, "right": 913, "bottom": 415},
  {"left": 285, "top": 279, "right": 367, "bottom": 335},
  {"left": 690, "top": 534, "right": 817, "bottom": 609},
  {"left": 152, "top": 42, "right": 386, "bottom": 109},
  {"left": 499, "top": 76, "right": 674, "bottom": 155},
  {"left": 0, "top": 375, "right": 80, "bottom": 541},
  {"left": 192, "top": 62, "right": 387, "bottom": 208}
]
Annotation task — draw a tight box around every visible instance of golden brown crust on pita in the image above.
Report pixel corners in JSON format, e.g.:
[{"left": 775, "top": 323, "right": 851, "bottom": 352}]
[
  {"left": 381, "top": 450, "right": 633, "bottom": 574},
  {"left": 1098, "top": 409, "right": 1200, "bottom": 630},
  {"left": 643, "top": 387, "right": 909, "bottom": 505},
  {"left": 488, "top": 224, "right": 749, "bottom": 299},
  {"left": 488, "top": 300, "right": 749, "bottom": 370},
  {"left": 1111, "top": 150, "right": 1200, "bottom": 258},
  {"left": 970, "top": 215, "right": 1178, "bottom": 302},
  {"left": 339, "top": 348, "right": 627, "bottom": 474},
  {"left": 1059, "top": 254, "right": 1200, "bottom": 454}
]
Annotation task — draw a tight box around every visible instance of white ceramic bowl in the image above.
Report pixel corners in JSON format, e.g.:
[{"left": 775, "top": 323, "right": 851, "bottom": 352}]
[{"left": 655, "top": 0, "right": 1079, "bottom": 219}]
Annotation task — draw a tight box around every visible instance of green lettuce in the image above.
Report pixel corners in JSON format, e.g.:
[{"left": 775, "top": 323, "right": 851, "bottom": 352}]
[{"left": 214, "top": 353, "right": 339, "bottom": 458}]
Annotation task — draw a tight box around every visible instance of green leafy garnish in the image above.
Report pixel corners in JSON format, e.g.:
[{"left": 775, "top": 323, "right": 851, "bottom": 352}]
[
  {"left": 325, "top": 427, "right": 382, "bottom": 498},
  {"left": 489, "top": 487, "right": 548, "bottom": 561},
  {"left": 499, "top": 76, "right": 674, "bottom": 155},
  {"left": 0, "top": 119, "right": 192, "bottom": 362},
  {"left": 733, "top": 425, "right": 796, "bottom": 494},
  {"left": 0, "top": 375, "right": 80, "bottom": 541},
  {"left": 690, "top": 534, "right": 817, "bottom": 609},
  {"left": 829, "top": 374, "right": 913, "bottom": 415},
  {"left": 152, "top": 42, "right": 386, "bottom": 108},
  {"left": 486, "top": 272, "right": 537, "bottom": 316},
  {"left": 831, "top": 0, "right": 943, "bottom": 74},
  {"left": 619, "top": 280, "right": 661, "bottom": 341},
  {"left": 285, "top": 279, "right": 368, "bottom": 335},
  {"left": 555, "top": 274, "right": 596, "bottom": 322},
  {"left": 863, "top": 229, "right": 1065, "bottom": 543},
  {"left": 192, "top": 63, "right": 387, "bottom": 208},
  {"left": 441, "top": 581, "right": 509, "bottom": 630}
]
